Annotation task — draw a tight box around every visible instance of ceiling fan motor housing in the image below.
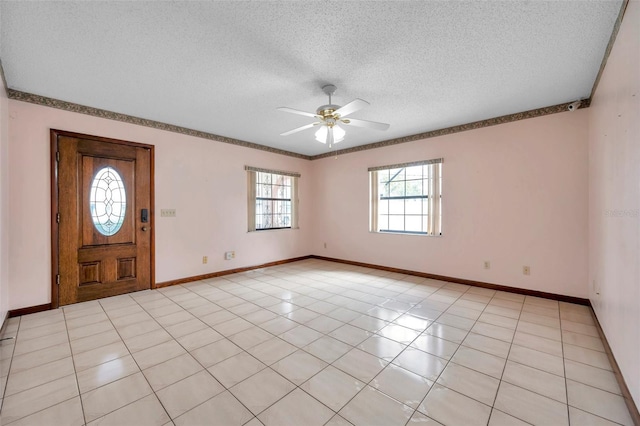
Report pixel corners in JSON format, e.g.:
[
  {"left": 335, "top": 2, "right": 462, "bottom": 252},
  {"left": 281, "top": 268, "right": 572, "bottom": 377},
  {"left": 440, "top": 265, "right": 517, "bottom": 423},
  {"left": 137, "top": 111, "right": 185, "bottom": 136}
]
[{"left": 316, "top": 105, "right": 341, "bottom": 125}]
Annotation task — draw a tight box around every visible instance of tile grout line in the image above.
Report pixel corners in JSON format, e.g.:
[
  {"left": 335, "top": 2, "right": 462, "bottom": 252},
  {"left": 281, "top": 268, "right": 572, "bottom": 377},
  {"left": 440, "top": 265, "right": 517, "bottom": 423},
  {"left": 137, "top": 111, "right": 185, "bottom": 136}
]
[
  {"left": 0, "top": 260, "right": 631, "bottom": 425},
  {"left": 1, "top": 313, "right": 80, "bottom": 425},
  {"left": 157, "top": 277, "right": 325, "bottom": 424},
  {"left": 560, "top": 304, "right": 572, "bottom": 425},
  {"left": 126, "top": 289, "right": 254, "bottom": 424},
  {"left": 414, "top": 287, "right": 513, "bottom": 424},
  {"left": 486, "top": 294, "right": 529, "bottom": 425},
  {"left": 558, "top": 305, "right": 628, "bottom": 426},
  {"left": 180, "top": 272, "right": 379, "bottom": 424},
  {"left": 0, "top": 317, "right": 19, "bottom": 419},
  {"left": 91, "top": 295, "right": 172, "bottom": 425},
  {"left": 61, "top": 306, "right": 89, "bottom": 426},
  {"left": 192, "top": 268, "right": 432, "bottom": 424},
  {"left": 166, "top": 280, "right": 298, "bottom": 425}
]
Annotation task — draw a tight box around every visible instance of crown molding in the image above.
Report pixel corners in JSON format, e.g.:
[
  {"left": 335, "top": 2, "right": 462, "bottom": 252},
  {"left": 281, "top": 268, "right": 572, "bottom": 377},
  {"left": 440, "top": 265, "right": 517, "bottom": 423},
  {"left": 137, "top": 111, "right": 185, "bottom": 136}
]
[
  {"left": 590, "top": 0, "right": 628, "bottom": 100},
  {"left": 310, "top": 99, "right": 591, "bottom": 160},
  {"left": 8, "top": 88, "right": 590, "bottom": 162},
  {"left": 6, "top": 89, "right": 311, "bottom": 160},
  {"left": 0, "top": 59, "right": 8, "bottom": 92}
]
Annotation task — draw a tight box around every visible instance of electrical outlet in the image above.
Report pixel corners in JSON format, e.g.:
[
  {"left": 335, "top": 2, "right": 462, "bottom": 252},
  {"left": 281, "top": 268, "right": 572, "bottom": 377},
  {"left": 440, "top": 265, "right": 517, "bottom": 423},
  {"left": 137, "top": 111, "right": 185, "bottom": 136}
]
[
  {"left": 484, "top": 261, "right": 490, "bottom": 269},
  {"left": 523, "top": 266, "right": 531, "bottom": 275},
  {"left": 225, "top": 251, "right": 235, "bottom": 260},
  {"left": 160, "top": 209, "right": 176, "bottom": 217},
  {"left": 202, "top": 256, "right": 208, "bottom": 264}
]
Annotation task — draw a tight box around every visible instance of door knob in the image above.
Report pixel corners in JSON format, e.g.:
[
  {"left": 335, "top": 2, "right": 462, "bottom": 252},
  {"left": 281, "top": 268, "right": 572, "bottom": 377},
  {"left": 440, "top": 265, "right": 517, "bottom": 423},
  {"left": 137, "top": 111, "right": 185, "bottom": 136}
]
[{"left": 141, "top": 226, "right": 148, "bottom": 231}]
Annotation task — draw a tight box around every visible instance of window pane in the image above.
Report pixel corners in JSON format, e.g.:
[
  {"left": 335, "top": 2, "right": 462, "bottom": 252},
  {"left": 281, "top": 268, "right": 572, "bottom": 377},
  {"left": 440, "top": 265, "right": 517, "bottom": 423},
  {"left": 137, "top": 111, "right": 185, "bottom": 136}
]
[
  {"left": 423, "top": 178, "right": 430, "bottom": 196},
  {"left": 274, "top": 185, "right": 285, "bottom": 199},
  {"left": 389, "top": 181, "right": 404, "bottom": 197},
  {"left": 378, "top": 214, "right": 389, "bottom": 231},
  {"left": 260, "top": 183, "right": 271, "bottom": 198},
  {"left": 405, "top": 180, "right": 423, "bottom": 196},
  {"left": 405, "top": 165, "right": 423, "bottom": 179},
  {"left": 405, "top": 215, "right": 422, "bottom": 233},
  {"left": 378, "top": 199, "right": 388, "bottom": 215},
  {"left": 378, "top": 169, "right": 389, "bottom": 184},
  {"left": 389, "top": 168, "right": 404, "bottom": 181},
  {"left": 388, "top": 215, "right": 404, "bottom": 231},
  {"left": 389, "top": 199, "right": 404, "bottom": 214},
  {"left": 257, "top": 214, "right": 272, "bottom": 229},
  {"left": 422, "top": 199, "right": 429, "bottom": 215},
  {"left": 379, "top": 182, "right": 389, "bottom": 197},
  {"left": 405, "top": 198, "right": 421, "bottom": 215}
]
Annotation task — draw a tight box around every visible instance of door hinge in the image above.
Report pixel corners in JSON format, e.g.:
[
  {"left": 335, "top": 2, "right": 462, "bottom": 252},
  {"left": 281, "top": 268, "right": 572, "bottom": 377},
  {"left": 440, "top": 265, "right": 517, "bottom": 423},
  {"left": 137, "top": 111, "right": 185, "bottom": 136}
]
[
  {"left": 56, "top": 151, "right": 60, "bottom": 162},
  {"left": 56, "top": 274, "right": 60, "bottom": 285},
  {"left": 56, "top": 213, "right": 60, "bottom": 223}
]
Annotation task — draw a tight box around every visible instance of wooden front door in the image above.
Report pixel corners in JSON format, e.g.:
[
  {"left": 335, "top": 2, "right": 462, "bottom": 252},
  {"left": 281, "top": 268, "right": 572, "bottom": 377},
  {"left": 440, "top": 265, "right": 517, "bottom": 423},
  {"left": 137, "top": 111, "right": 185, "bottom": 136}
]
[{"left": 52, "top": 130, "right": 154, "bottom": 307}]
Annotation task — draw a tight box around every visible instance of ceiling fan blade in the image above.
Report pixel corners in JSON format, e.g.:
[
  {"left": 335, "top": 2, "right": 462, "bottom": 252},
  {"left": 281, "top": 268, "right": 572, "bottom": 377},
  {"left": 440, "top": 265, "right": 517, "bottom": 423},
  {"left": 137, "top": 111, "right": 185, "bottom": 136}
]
[
  {"left": 342, "top": 117, "right": 390, "bottom": 131},
  {"left": 277, "top": 107, "right": 319, "bottom": 119},
  {"left": 334, "top": 99, "right": 369, "bottom": 118},
  {"left": 280, "top": 122, "right": 318, "bottom": 136}
]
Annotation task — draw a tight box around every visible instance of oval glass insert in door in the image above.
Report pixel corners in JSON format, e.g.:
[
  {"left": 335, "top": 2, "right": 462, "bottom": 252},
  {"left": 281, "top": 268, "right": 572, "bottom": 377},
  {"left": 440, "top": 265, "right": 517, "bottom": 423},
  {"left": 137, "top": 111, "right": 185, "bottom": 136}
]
[{"left": 89, "top": 166, "right": 127, "bottom": 236}]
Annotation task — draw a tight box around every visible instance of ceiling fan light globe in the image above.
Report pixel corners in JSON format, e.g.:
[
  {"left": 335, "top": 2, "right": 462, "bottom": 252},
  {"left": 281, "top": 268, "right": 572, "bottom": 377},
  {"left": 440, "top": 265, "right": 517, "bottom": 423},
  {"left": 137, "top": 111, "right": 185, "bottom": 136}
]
[
  {"left": 333, "top": 125, "right": 345, "bottom": 142},
  {"left": 315, "top": 126, "right": 328, "bottom": 144}
]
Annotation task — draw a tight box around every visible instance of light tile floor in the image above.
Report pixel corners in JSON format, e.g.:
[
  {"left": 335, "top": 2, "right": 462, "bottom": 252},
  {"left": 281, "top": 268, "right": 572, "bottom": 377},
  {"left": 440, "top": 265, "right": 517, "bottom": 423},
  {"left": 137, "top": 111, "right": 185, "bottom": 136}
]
[{"left": 0, "top": 259, "right": 634, "bottom": 425}]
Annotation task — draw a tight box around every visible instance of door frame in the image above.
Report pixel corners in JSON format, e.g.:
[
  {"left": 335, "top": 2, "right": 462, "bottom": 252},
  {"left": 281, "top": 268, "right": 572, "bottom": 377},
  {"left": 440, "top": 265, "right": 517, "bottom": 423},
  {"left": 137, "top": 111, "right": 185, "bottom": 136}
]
[{"left": 50, "top": 129, "right": 155, "bottom": 309}]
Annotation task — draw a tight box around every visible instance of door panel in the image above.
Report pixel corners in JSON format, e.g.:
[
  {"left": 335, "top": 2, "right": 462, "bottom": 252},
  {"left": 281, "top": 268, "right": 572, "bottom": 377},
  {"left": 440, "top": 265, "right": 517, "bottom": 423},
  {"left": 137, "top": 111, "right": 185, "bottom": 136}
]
[{"left": 54, "top": 131, "right": 153, "bottom": 306}]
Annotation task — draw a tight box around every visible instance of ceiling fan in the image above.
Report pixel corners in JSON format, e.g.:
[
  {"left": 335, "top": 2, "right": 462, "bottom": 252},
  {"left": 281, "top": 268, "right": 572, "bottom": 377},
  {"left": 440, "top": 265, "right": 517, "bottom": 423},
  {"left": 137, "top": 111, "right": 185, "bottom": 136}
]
[{"left": 278, "top": 84, "right": 390, "bottom": 148}]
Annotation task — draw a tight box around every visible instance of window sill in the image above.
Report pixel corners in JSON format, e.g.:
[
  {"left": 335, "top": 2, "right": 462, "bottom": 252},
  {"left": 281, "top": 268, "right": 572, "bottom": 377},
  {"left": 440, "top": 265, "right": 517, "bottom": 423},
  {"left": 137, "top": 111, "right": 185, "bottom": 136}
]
[
  {"left": 371, "top": 231, "right": 442, "bottom": 237},
  {"left": 248, "top": 227, "right": 299, "bottom": 233}
]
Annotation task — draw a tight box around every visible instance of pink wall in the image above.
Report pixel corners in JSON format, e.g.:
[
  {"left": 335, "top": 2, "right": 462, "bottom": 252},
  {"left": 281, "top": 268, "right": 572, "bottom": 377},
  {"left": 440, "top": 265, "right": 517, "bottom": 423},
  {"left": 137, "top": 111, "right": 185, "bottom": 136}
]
[
  {"left": 0, "top": 71, "right": 9, "bottom": 324},
  {"left": 312, "top": 110, "right": 589, "bottom": 298},
  {"left": 6, "top": 87, "right": 591, "bottom": 312},
  {"left": 588, "top": 0, "right": 640, "bottom": 407},
  {"left": 7, "top": 101, "right": 313, "bottom": 310}
]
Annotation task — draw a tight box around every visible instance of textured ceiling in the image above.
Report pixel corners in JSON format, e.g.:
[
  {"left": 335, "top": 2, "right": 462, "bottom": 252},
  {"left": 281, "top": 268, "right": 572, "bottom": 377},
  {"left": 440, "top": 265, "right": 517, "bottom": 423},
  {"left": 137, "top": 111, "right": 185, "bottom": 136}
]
[{"left": 0, "top": 1, "right": 622, "bottom": 156}]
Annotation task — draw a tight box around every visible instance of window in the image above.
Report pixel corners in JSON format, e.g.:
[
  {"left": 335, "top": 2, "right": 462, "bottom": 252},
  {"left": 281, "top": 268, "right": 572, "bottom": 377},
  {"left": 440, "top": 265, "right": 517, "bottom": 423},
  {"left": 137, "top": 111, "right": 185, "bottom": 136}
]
[
  {"left": 246, "top": 166, "right": 300, "bottom": 231},
  {"left": 369, "top": 159, "right": 442, "bottom": 236}
]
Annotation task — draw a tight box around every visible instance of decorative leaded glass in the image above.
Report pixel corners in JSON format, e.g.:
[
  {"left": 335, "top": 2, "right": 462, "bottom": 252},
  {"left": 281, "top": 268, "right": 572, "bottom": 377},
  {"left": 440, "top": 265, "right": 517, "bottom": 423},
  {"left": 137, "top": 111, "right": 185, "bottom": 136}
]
[{"left": 89, "top": 167, "right": 126, "bottom": 236}]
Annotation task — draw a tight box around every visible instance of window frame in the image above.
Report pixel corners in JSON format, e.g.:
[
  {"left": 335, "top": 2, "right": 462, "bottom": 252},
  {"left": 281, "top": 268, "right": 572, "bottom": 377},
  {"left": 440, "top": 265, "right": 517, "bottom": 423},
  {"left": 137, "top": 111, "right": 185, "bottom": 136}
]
[
  {"left": 369, "top": 159, "right": 442, "bottom": 236},
  {"left": 246, "top": 166, "right": 300, "bottom": 232}
]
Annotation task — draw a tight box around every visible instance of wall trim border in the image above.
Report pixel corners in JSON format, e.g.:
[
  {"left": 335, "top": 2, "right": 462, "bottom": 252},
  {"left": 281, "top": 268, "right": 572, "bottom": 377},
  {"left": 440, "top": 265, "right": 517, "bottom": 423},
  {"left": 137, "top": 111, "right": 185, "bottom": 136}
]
[
  {"left": 310, "top": 255, "right": 590, "bottom": 306},
  {"left": 309, "top": 100, "right": 590, "bottom": 160},
  {"left": 155, "top": 255, "right": 313, "bottom": 288},
  {"left": 590, "top": 308, "right": 640, "bottom": 425},
  {"left": 6, "top": 88, "right": 589, "bottom": 162},
  {"left": 7, "top": 89, "right": 309, "bottom": 160},
  {"left": 590, "top": 0, "right": 629, "bottom": 100},
  {"left": 9, "top": 303, "right": 52, "bottom": 318}
]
